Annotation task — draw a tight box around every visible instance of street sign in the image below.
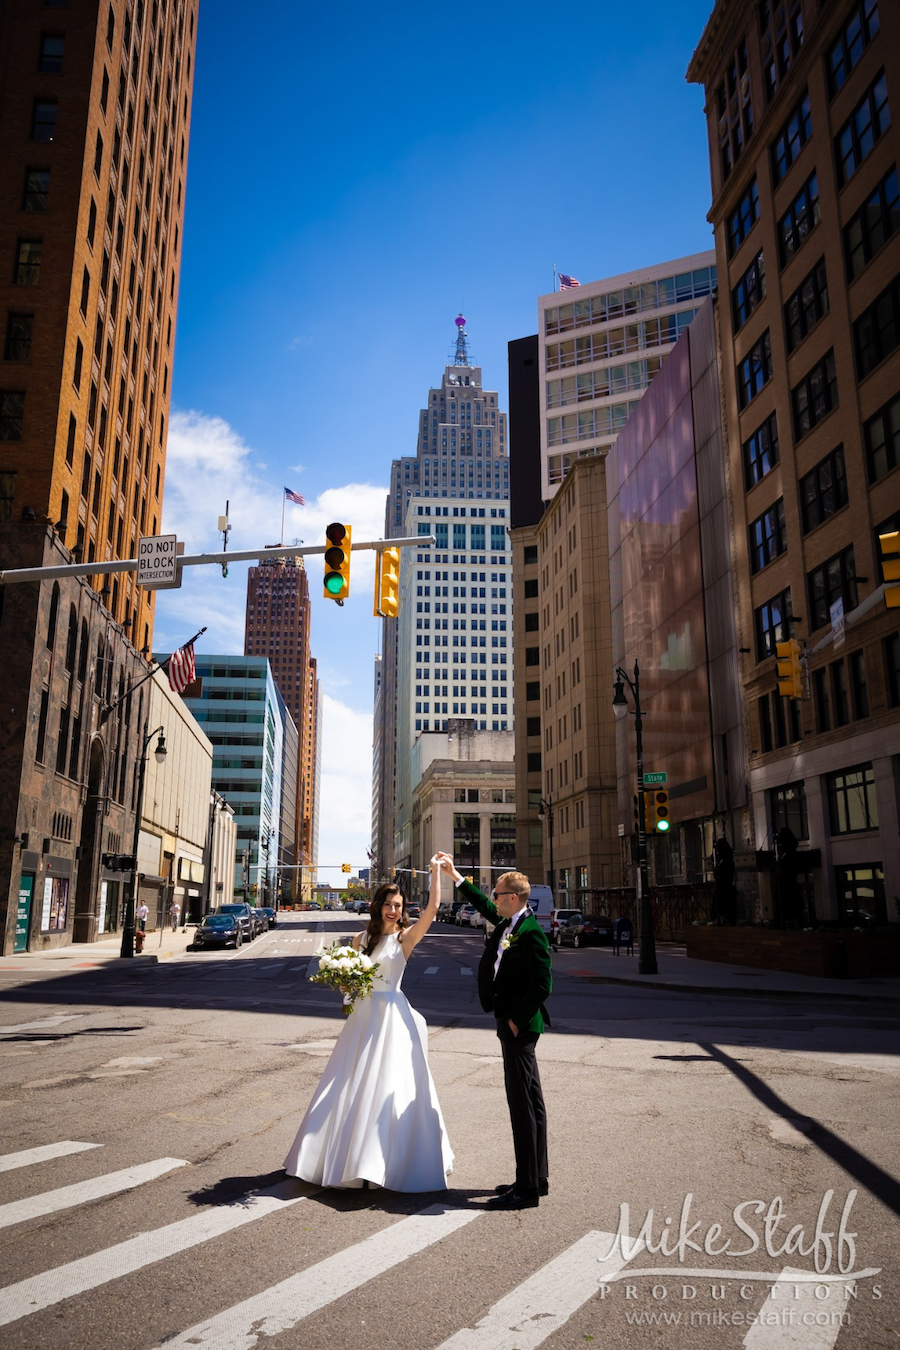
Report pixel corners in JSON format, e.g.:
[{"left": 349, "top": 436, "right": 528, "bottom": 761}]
[
  {"left": 644, "top": 771, "right": 668, "bottom": 784},
  {"left": 137, "top": 534, "right": 180, "bottom": 589}
]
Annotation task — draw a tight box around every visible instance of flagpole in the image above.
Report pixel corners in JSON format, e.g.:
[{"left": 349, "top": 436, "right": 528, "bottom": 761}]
[
  {"left": 99, "top": 625, "right": 207, "bottom": 722},
  {"left": 280, "top": 489, "right": 286, "bottom": 547},
  {"left": 553, "top": 263, "right": 557, "bottom": 293}
]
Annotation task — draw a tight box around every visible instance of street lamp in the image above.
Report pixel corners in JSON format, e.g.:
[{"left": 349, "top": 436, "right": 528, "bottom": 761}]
[
  {"left": 538, "top": 797, "right": 555, "bottom": 898},
  {"left": 120, "top": 725, "right": 167, "bottom": 958},
  {"left": 613, "top": 661, "right": 658, "bottom": 975}
]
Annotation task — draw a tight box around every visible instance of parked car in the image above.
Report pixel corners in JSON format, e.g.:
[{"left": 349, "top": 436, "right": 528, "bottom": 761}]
[
  {"left": 406, "top": 903, "right": 422, "bottom": 920},
  {"left": 456, "top": 904, "right": 476, "bottom": 926},
  {"left": 308, "top": 901, "right": 321, "bottom": 911},
  {"left": 192, "top": 913, "right": 242, "bottom": 950},
  {"left": 251, "top": 908, "right": 270, "bottom": 935},
  {"left": 469, "top": 909, "right": 486, "bottom": 928},
  {"left": 216, "top": 902, "right": 256, "bottom": 941},
  {"left": 557, "top": 912, "right": 614, "bottom": 947},
  {"left": 259, "top": 906, "right": 277, "bottom": 928},
  {"left": 354, "top": 900, "right": 370, "bottom": 914}
]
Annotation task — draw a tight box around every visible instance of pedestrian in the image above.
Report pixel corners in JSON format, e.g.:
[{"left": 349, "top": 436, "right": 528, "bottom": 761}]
[
  {"left": 170, "top": 900, "right": 181, "bottom": 931},
  {"left": 136, "top": 901, "right": 149, "bottom": 932},
  {"left": 435, "top": 852, "right": 551, "bottom": 1210}
]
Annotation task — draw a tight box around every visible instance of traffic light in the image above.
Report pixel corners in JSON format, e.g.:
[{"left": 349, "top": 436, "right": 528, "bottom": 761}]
[
  {"left": 775, "top": 638, "right": 804, "bottom": 698},
  {"left": 879, "top": 530, "right": 900, "bottom": 608},
  {"left": 101, "top": 853, "right": 136, "bottom": 871},
  {"left": 323, "top": 522, "right": 351, "bottom": 603},
  {"left": 651, "top": 789, "right": 670, "bottom": 833},
  {"left": 374, "top": 546, "right": 401, "bottom": 618}
]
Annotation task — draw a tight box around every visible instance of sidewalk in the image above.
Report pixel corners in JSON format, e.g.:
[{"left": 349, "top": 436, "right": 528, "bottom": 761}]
[
  {"left": 568, "top": 942, "right": 900, "bottom": 1004},
  {"left": 0, "top": 925, "right": 196, "bottom": 968}
]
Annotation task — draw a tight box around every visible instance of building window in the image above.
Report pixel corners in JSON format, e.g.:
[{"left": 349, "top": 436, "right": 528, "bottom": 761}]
[
  {"left": 15, "top": 240, "right": 42, "bottom": 286},
  {"left": 758, "top": 693, "right": 773, "bottom": 752},
  {"left": 727, "top": 178, "right": 759, "bottom": 258},
  {"left": 800, "top": 445, "right": 848, "bottom": 533},
  {"left": 813, "top": 665, "right": 831, "bottom": 731},
  {"left": 779, "top": 173, "right": 820, "bottom": 267},
  {"left": 771, "top": 90, "right": 812, "bottom": 185},
  {"left": 760, "top": 0, "right": 804, "bottom": 102},
  {"left": 883, "top": 632, "right": 900, "bottom": 706},
  {"left": 755, "top": 586, "right": 792, "bottom": 659},
  {"left": 22, "top": 168, "right": 49, "bottom": 211},
  {"left": 524, "top": 612, "right": 539, "bottom": 632},
  {"left": 749, "top": 498, "right": 786, "bottom": 573},
  {"left": 791, "top": 349, "right": 838, "bottom": 439},
  {"left": 808, "top": 545, "right": 858, "bottom": 630},
  {"left": 827, "top": 763, "right": 878, "bottom": 834},
  {"left": 849, "top": 649, "right": 869, "bottom": 719},
  {"left": 830, "top": 658, "right": 850, "bottom": 726},
  {"left": 737, "top": 330, "right": 772, "bottom": 409},
  {"left": 784, "top": 257, "right": 828, "bottom": 352},
  {"left": 843, "top": 166, "right": 898, "bottom": 281},
  {"left": 827, "top": 0, "right": 880, "bottom": 96},
  {"left": 835, "top": 71, "right": 891, "bottom": 188},
  {"left": 853, "top": 272, "right": 900, "bottom": 378},
  {"left": 39, "top": 34, "right": 65, "bottom": 71},
  {"left": 836, "top": 864, "right": 885, "bottom": 925},
  {"left": 525, "top": 646, "right": 539, "bottom": 666},
  {"left": 4, "top": 314, "right": 33, "bottom": 361},
  {"left": 743, "top": 411, "right": 778, "bottom": 488},
  {"left": 31, "top": 99, "right": 57, "bottom": 141},
  {"left": 732, "top": 250, "right": 766, "bottom": 331},
  {"left": 0, "top": 391, "right": 25, "bottom": 440},
  {"left": 769, "top": 781, "right": 808, "bottom": 840},
  {"left": 716, "top": 37, "right": 754, "bottom": 182},
  {"left": 865, "top": 391, "right": 900, "bottom": 482},
  {"left": 524, "top": 545, "right": 538, "bottom": 564}
]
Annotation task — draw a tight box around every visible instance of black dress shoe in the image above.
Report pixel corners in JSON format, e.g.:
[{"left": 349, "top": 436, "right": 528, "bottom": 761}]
[
  {"left": 487, "top": 1188, "right": 540, "bottom": 1210},
  {"left": 495, "top": 1180, "right": 549, "bottom": 1197}
]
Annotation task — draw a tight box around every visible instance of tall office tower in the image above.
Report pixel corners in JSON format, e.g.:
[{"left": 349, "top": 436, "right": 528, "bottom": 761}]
[
  {"left": 243, "top": 557, "right": 314, "bottom": 895},
  {"left": 0, "top": 1, "right": 198, "bottom": 651},
  {"left": 509, "top": 254, "right": 717, "bottom": 900},
  {"left": 373, "top": 318, "right": 513, "bottom": 883},
  {"left": 688, "top": 0, "right": 900, "bottom": 925}
]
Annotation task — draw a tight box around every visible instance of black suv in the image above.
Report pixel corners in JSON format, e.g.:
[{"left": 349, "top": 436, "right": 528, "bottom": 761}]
[{"left": 216, "top": 902, "right": 256, "bottom": 941}]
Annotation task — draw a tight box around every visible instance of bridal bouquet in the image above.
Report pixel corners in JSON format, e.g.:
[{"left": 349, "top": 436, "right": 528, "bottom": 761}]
[{"left": 309, "top": 943, "right": 379, "bottom": 1015}]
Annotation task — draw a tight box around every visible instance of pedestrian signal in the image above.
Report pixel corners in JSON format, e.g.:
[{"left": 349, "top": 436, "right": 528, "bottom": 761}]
[
  {"left": 651, "top": 790, "right": 670, "bottom": 833},
  {"left": 324, "top": 523, "right": 351, "bottom": 603},
  {"left": 374, "top": 546, "right": 401, "bottom": 618},
  {"left": 879, "top": 530, "right": 900, "bottom": 608},
  {"left": 102, "top": 853, "right": 136, "bottom": 871},
  {"left": 775, "top": 638, "right": 804, "bottom": 698}
]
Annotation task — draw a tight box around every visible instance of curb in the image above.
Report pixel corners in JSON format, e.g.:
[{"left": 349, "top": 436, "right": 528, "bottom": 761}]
[{"left": 574, "top": 972, "right": 900, "bottom": 1004}]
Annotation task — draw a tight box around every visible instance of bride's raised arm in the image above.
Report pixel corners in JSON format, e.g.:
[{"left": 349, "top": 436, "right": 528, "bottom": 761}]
[{"left": 399, "top": 858, "right": 441, "bottom": 956}]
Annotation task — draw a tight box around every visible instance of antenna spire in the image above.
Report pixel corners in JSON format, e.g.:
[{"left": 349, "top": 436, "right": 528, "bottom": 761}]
[{"left": 453, "top": 313, "right": 469, "bottom": 366}]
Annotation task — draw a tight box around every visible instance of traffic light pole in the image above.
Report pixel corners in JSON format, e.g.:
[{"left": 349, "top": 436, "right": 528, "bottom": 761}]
[
  {"left": 613, "top": 662, "right": 658, "bottom": 976},
  {"left": 120, "top": 725, "right": 165, "bottom": 958}
]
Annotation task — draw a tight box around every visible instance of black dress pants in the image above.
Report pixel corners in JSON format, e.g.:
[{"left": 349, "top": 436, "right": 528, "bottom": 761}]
[{"left": 496, "top": 1018, "right": 548, "bottom": 1192}]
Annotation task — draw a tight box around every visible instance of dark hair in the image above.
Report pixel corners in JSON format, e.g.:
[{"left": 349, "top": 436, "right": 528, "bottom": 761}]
[{"left": 363, "top": 884, "right": 407, "bottom": 955}]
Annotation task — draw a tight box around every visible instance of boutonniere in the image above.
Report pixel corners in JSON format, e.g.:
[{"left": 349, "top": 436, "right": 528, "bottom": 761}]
[{"left": 500, "top": 934, "right": 519, "bottom": 951}]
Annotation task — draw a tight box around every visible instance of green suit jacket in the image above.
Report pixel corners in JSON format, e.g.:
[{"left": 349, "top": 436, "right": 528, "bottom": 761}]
[{"left": 458, "top": 878, "right": 552, "bottom": 1035}]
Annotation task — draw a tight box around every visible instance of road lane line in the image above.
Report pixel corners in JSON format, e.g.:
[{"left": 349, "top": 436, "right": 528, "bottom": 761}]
[
  {"left": 0, "top": 1182, "right": 306, "bottom": 1327},
  {"left": 0, "top": 1158, "right": 188, "bottom": 1230},
  {"left": 425, "top": 967, "right": 439, "bottom": 974},
  {"left": 460, "top": 967, "right": 473, "bottom": 975},
  {"left": 433, "top": 1229, "right": 640, "bottom": 1350},
  {"left": 743, "top": 1266, "right": 855, "bottom": 1349},
  {"left": 150, "top": 1203, "right": 480, "bottom": 1349},
  {"left": 0, "top": 1142, "right": 101, "bottom": 1174},
  {"left": 0, "top": 1014, "right": 85, "bottom": 1036}
]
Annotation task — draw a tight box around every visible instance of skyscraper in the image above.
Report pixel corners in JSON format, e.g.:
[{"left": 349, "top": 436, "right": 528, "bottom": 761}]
[{"left": 0, "top": 0, "right": 198, "bottom": 651}]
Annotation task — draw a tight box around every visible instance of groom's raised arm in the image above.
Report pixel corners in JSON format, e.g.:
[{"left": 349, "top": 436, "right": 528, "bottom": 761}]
[{"left": 436, "top": 853, "right": 499, "bottom": 924}]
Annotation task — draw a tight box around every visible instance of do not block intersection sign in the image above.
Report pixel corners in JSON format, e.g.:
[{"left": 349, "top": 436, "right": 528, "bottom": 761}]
[{"left": 137, "top": 535, "right": 181, "bottom": 590}]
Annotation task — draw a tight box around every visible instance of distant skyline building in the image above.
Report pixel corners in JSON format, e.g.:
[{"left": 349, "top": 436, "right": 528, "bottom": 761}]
[{"left": 373, "top": 318, "right": 514, "bottom": 882}]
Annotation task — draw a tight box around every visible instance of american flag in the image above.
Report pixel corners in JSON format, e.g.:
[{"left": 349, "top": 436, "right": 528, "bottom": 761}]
[
  {"left": 167, "top": 642, "right": 196, "bottom": 695},
  {"left": 558, "top": 273, "right": 581, "bottom": 290},
  {"left": 284, "top": 486, "right": 305, "bottom": 505}
]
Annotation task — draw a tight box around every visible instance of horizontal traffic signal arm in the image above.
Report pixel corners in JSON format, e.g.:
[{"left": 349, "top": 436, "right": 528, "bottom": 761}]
[{"left": 0, "top": 536, "right": 435, "bottom": 586}]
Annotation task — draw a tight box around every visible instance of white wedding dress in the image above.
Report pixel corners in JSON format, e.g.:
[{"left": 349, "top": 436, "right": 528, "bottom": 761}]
[{"left": 283, "top": 933, "right": 454, "bottom": 1191}]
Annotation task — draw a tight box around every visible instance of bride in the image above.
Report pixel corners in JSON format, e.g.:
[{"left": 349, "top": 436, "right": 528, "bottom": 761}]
[{"left": 283, "top": 858, "right": 453, "bottom": 1191}]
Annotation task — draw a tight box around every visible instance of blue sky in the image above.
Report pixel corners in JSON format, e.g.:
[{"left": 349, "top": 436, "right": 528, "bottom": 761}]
[{"left": 153, "top": 0, "right": 718, "bottom": 877}]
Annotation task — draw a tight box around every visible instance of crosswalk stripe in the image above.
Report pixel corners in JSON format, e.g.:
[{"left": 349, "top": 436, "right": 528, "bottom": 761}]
[
  {"left": 433, "top": 1229, "right": 636, "bottom": 1350},
  {"left": 0, "top": 1142, "right": 101, "bottom": 1174},
  {"left": 742, "top": 1266, "right": 855, "bottom": 1349},
  {"left": 0, "top": 1181, "right": 306, "bottom": 1327},
  {"left": 0, "top": 1158, "right": 188, "bottom": 1231},
  {"left": 150, "top": 1202, "right": 480, "bottom": 1349},
  {"left": 460, "top": 967, "right": 473, "bottom": 975},
  {"left": 425, "top": 966, "right": 439, "bottom": 974},
  {"left": 0, "top": 1014, "right": 84, "bottom": 1036}
]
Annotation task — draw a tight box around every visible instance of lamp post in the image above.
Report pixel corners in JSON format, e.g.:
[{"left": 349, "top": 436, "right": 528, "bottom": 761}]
[
  {"left": 613, "top": 661, "right": 658, "bottom": 975},
  {"left": 120, "top": 725, "right": 167, "bottom": 958},
  {"left": 538, "top": 797, "right": 554, "bottom": 898}
]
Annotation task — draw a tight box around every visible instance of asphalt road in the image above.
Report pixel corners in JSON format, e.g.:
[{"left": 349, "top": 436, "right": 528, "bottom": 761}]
[{"left": 0, "top": 912, "right": 897, "bottom": 1349}]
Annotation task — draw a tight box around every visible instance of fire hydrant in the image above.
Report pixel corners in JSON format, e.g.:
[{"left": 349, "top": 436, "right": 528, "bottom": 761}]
[{"left": 134, "top": 929, "right": 146, "bottom": 953}]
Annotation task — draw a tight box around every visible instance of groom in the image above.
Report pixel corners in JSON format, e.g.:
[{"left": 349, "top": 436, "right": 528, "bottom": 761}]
[{"left": 436, "top": 854, "right": 551, "bottom": 1209}]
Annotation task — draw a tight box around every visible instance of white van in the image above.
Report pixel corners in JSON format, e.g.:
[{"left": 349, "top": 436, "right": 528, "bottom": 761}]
[{"left": 485, "top": 883, "right": 555, "bottom": 940}]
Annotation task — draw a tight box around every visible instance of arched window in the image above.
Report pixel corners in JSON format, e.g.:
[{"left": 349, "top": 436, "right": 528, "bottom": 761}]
[
  {"left": 77, "top": 619, "right": 89, "bottom": 683},
  {"left": 65, "top": 604, "right": 77, "bottom": 671},
  {"left": 47, "top": 583, "right": 60, "bottom": 650}
]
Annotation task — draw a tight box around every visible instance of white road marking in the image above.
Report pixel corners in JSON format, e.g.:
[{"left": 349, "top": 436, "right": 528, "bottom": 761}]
[
  {"left": 0, "top": 1014, "right": 84, "bottom": 1036},
  {"left": 0, "top": 1182, "right": 306, "bottom": 1327},
  {"left": 743, "top": 1266, "right": 855, "bottom": 1349},
  {"left": 460, "top": 967, "right": 473, "bottom": 975},
  {"left": 0, "top": 1158, "right": 188, "bottom": 1230},
  {"left": 425, "top": 966, "right": 440, "bottom": 974},
  {"left": 0, "top": 1141, "right": 101, "bottom": 1174},
  {"left": 150, "top": 1203, "right": 480, "bottom": 1349},
  {"left": 433, "top": 1229, "right": 639, "bottom": 1350}
]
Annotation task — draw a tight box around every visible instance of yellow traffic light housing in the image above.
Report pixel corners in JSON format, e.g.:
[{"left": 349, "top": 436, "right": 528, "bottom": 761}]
[
  {"left": 879, "top": 530, "right": 900, "bottom": 608},
  {"left": 374, "top": 546, "right": 401, "bottom": 618},
  {"left": 324, "top": 523, "right": 351, "bottom": 603},
  {"left": 775, "top": 638, "right": 804, "bottom": 698},
  {"left": 651, "top": 789, "right": 670, "bottom": 833}
]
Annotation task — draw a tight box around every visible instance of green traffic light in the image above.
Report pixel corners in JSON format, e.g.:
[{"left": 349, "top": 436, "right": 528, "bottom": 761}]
[
  {"left": 656, "top": 819, "right": 671, "bottom": 832},
  {"left": 325, "top": 572, "right": 345, "bottom": 595}
]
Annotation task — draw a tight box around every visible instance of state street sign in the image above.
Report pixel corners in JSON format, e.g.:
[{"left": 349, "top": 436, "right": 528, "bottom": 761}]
[
  {"left": 137, "top": 534, "right": 180, "bottom": 589},
  {"left": 644, "top": 771, "right": 668, "bottom": 784}
]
